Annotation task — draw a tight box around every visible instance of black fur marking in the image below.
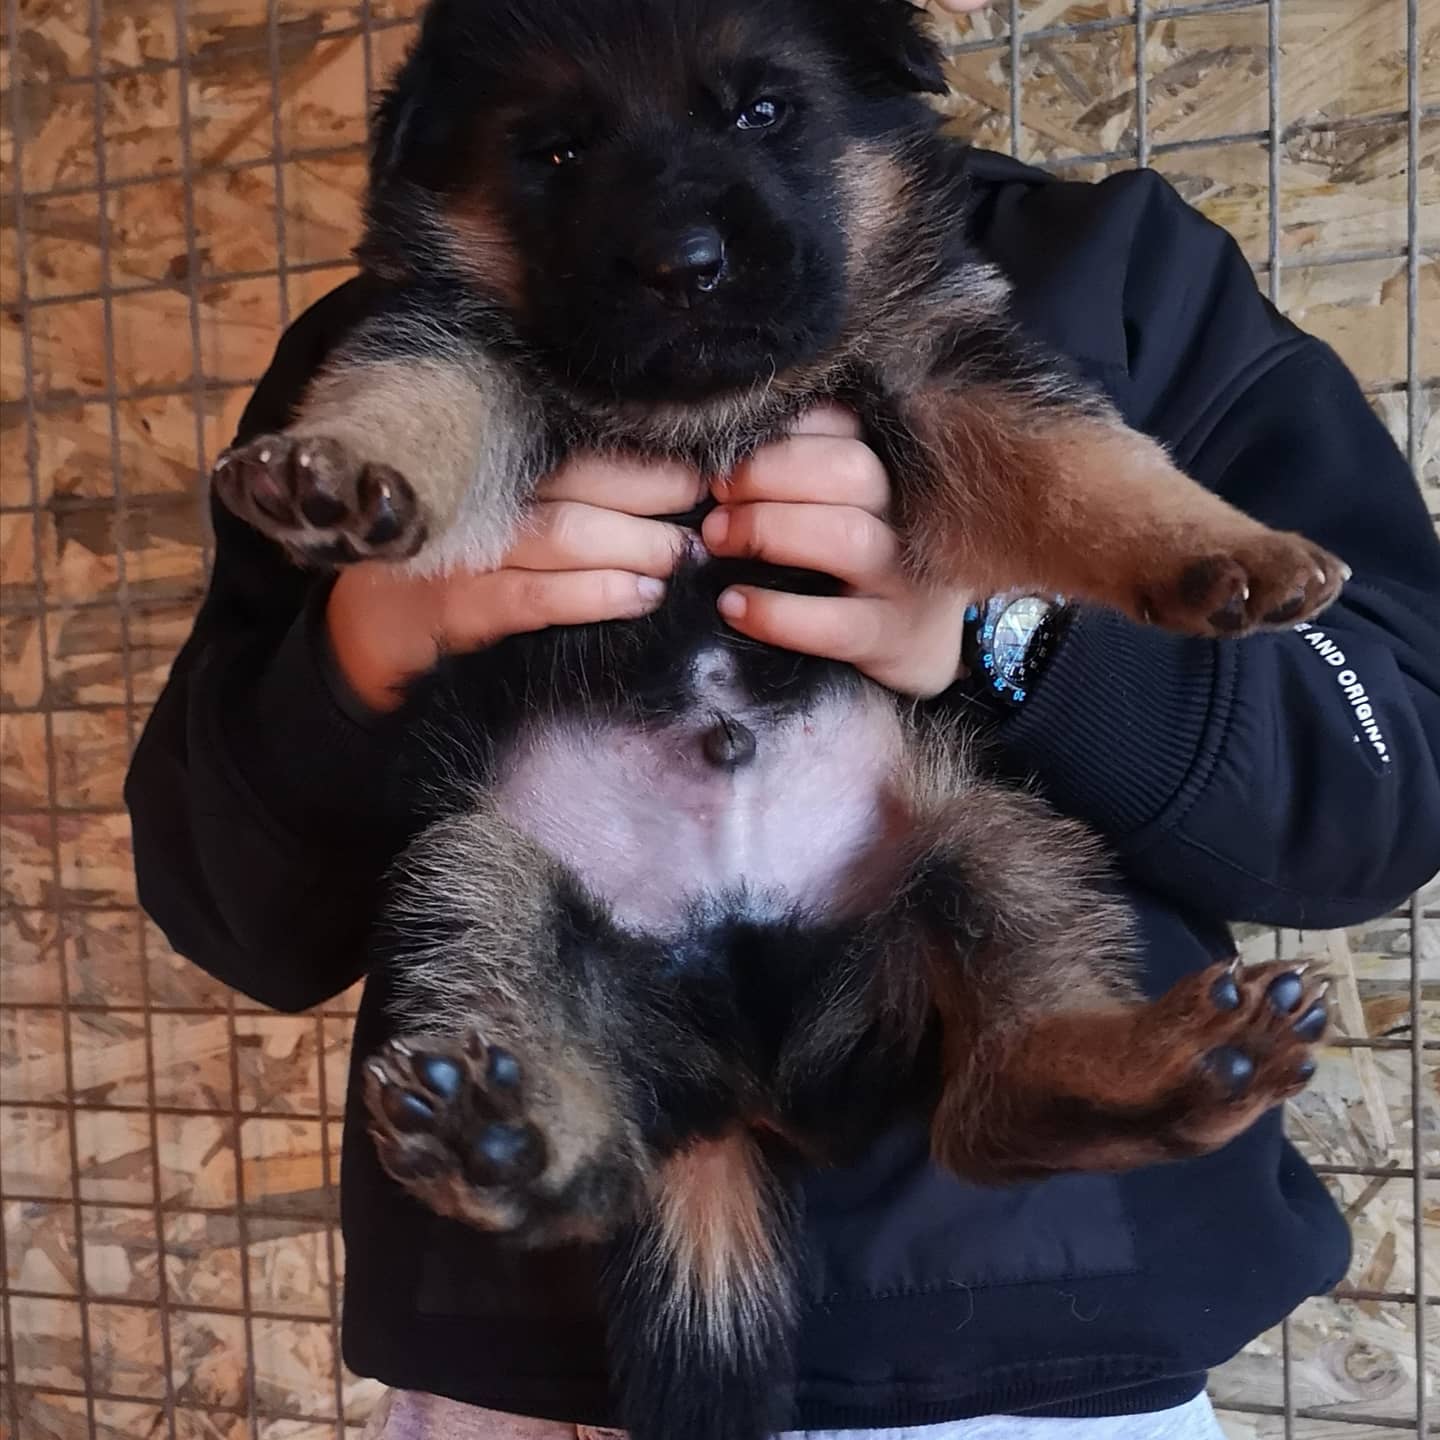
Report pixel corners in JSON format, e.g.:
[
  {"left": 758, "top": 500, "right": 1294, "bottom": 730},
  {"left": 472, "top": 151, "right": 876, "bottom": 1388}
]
[{"left": 393, "top": 554, "right": 857, "bottom": 818}]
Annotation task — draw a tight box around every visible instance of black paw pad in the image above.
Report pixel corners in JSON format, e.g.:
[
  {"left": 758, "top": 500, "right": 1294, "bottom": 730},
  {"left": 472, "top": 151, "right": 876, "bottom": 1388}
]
[
  {"left": 414, "top": 1054, "right": 465, "bottom": 1101},
  {"left": 465, "top": 1123, "right": 544, "bottom": 1186},
  {"left": 387, "top": 1146, "right": 451, "bottom": 1181},
  {"left": 1204, "top": 1046, "right": 1255, "bottom": 1097},
  {"left": 486, "top": 1047, "right": 523, "bottom": 1091},
  {"left": 1209, "top": 972, "right": 1242, "bottom": 1011},
  {"left": 1292, "top": 1001, "right": 1328, "bottom": 1042},
  {"left": 1265, "top": 972, "right": 1305, "bottom": 1015},
  {"left": 1262, "top": 591, "right": 1307, "bottom": 625},
  {"left": 1207, "top": 594, "right": 1248, "bottom": 634},
  {"left": 382, "top": 1088, "right": 437, "bottom": 1132},
  {"left": 299, "top": 490, "right": 348, "bottom": 527},
  {"left": 1178, "top": 557, "right": 1230, "bottom": 607},
  {"left": 1294, "top": 1057, "right": 1317, "bottom": 1083},
  {"left": 359, "top": 471, "right": 405, "bottom": 545}
]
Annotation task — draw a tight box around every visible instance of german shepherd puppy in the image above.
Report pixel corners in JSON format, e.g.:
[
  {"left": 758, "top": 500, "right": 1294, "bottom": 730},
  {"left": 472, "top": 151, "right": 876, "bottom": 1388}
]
[{"left": 214, "top": 1, "right": 1338, "bottom": 1435}]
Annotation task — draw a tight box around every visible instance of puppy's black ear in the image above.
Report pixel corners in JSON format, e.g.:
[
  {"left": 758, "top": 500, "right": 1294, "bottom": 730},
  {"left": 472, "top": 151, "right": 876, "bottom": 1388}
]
[
  {"left": 369, "top": 13, "right": 464, "bottom": 188},
  {"left": 371, "top": 81, "right": 419, "bottom": 182},
  {"left": 824, "top": 0, "right": 949, "bottom": 96}
]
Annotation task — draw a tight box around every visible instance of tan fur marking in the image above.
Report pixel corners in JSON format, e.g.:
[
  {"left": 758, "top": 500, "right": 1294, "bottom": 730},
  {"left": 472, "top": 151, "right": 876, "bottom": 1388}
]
[
  {"left": 836, "top": 142, "right": 909, "bottom": 278},
  {"left": 387, "top": 804, "right": 565, "bottom": 1034},
  {"left": 442, "top": 190, "right": 526, "bottom": 307},
  {"left": 289, "top": 355, "right": 536, "bottom": 573},
  {"left": 898, "top": 722, "right": 1137, "bottom": 1018},
  {"left": 930, "top": 959, "right": 1329, "bottom": 1179},
  {"left": 647, "top": 1131, "right": 781, "bottom": 1357},
  {"left": 530, "top": 1047, "right": 639, "bottom": 1195},
  {"left": 898, "top": 387, "right": 1343, "bottom": 630}
]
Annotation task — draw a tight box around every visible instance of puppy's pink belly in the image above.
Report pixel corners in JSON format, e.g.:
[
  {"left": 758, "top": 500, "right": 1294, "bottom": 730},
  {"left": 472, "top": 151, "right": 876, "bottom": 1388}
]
[{"left": 492, "top": 688, "right": 904, "bottom": 933}]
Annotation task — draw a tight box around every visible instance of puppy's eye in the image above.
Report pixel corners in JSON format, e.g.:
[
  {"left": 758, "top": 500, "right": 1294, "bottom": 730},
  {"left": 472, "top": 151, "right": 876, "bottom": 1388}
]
[
  {"left": 519, "top": 137, "right": 583, "bottom": 168},
  {"left": 735, "top": 98, "right": 783, "bottom": 131}
]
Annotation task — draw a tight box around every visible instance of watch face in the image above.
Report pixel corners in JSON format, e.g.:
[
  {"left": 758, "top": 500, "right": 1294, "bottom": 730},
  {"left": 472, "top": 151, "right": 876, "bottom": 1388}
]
[{"left": 979, "top": 594, "right": 1058, "bottom": 703}]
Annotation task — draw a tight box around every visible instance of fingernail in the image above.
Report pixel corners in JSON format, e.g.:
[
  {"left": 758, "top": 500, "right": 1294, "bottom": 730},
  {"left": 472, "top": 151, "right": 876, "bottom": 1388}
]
[
  {"left": 637, "top": 576, "right": 666, "bottom": 603},
  {"left": 717, "top": 587, "right": 746, "bottom": 620},
  {"left": 704, "top": 509, "right": 730, "bottom": 548}
]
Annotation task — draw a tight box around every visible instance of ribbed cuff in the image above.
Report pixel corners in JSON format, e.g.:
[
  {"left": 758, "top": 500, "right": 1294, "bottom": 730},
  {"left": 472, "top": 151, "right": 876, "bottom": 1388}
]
[
  {"left": 232, "top": 588, "right": 401, "bottom": 834},
  {"left": 994, "top": 607, "right": 1232, "bottom": 840}
]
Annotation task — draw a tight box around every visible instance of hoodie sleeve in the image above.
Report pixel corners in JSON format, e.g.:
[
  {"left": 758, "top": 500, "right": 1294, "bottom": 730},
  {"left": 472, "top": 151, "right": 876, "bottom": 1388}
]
[
  {"left": 990, "top": 171, "right": 1440, "bottom": 930},
  {"left": 124, "top": 277, "right": 413, "bottom": 1013}
]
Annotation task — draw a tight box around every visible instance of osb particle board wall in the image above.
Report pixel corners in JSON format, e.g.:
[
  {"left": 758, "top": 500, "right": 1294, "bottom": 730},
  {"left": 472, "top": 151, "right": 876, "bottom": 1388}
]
[{"left": 0, "top": 1, "right": 1436, "bottom": 1438}]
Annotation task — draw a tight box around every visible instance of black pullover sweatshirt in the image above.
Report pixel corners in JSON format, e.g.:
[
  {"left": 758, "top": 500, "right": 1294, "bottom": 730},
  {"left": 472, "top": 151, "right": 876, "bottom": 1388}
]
[{"left": 125, "top": 152, "right": 1440, "bottom": 1428}]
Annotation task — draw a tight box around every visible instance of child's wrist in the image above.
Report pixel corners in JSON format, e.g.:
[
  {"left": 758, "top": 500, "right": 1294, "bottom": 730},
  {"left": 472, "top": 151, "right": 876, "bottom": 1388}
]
[{"left": 326, "top": 568, "right": 443, "bottom": 713}]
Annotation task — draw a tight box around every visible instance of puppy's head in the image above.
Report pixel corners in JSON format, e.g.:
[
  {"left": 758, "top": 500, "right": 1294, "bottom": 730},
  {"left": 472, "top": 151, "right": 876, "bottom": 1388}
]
[{"left": 366, "top": 0, "right": 946, "bottom": 404}]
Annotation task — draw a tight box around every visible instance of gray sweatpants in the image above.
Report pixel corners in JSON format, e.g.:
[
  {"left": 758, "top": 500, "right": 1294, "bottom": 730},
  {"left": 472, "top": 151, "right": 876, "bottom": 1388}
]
[{"left": 362, "top": 1390, "right": 1228, "bottom": 1440}]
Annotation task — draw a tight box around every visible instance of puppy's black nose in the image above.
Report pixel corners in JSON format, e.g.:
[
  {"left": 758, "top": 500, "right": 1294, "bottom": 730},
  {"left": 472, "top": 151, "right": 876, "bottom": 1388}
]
[{"left": 632, "top": 226, "right": 726, "bottom": 307}]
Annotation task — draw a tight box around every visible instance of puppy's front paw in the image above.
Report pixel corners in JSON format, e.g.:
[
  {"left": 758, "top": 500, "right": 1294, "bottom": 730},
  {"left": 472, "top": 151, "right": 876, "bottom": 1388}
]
[
  {"left": 1139, "top": 531, "right": 1348, "bottom": 637},
  {"left": 212, "top": 434, "right": 425, "bottom": 566}
]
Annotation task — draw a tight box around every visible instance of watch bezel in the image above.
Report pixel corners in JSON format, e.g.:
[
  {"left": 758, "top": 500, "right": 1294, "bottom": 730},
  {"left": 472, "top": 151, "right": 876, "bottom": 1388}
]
[{"left": 971, "top": 592, "right": 1067, "bottom": 706}]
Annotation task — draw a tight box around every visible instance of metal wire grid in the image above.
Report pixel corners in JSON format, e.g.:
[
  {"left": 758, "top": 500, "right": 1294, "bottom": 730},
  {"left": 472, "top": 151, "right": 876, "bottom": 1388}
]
[{"left": 0, "top": 1, "right": 1435, "bottom": 1437}]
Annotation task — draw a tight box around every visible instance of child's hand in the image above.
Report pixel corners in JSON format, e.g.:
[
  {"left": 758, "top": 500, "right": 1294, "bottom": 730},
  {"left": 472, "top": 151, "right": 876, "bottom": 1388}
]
[
  {"left": 701, "top": 407, "right": 975, "bottom": 699},
  {"left": 328, "top": 409, "right": 971, "bottom": 711},
  {"left": 327, "top": 457, "right": 698, "bottom": 712}
]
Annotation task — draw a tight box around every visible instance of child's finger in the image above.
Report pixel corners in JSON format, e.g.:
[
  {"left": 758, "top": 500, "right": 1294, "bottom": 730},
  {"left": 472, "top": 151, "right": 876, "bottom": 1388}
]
[
  {"left": 508, "top": 500, "right": 690, "bottom": 578},
  {"left": 720, "top": 435, "right": 890, "bottom": 514},
  {"left": 715, "top": 586, "right": 891, "bottom": 668},
  {"left": 536, "top": 455, "right": 706, "bottom": 516},
  {"left": 702, "top": 500, "right": 899, "bottom": 590},
  {"left": 445, "top": 568, "right": 667, "bottom": 649}
]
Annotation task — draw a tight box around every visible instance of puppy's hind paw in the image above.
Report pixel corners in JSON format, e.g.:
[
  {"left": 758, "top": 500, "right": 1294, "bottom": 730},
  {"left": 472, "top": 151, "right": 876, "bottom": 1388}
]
[
  {"left": 1152, "top": 959, "right": 1330, "bottom": 1150},
  {"left": 363, "top": 1031, "right": 549, "bottom": 1233}
]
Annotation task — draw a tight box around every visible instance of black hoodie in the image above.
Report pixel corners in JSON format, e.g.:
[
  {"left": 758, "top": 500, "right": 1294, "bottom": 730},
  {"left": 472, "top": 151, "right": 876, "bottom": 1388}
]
[{"left": 124, "top": 152, "right": 1440, "bottom": 1428}]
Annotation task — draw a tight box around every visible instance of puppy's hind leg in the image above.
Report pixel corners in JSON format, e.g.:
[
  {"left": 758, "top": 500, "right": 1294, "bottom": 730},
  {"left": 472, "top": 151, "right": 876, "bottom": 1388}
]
[
  {"left": 886, "top": 734, "right": 1327, "bottom": 1178},
  {"left": 372, "top": 808, "right": 799, "bottom": 1440},
  {"left": 364, "top": 810, "right": 653, "bottom": 1246},
  {"left": 214, "top": 303, "right": 547, "bottom": 572}
]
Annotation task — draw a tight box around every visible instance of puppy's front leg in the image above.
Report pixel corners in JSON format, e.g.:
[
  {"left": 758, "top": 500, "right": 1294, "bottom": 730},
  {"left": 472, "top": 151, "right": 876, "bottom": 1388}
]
[
  {"left": 215, "top": 320, "right": 547, "bottom": 573},
  {"left": 890, "top": 380, "right": 1347, "bottom": 637}
]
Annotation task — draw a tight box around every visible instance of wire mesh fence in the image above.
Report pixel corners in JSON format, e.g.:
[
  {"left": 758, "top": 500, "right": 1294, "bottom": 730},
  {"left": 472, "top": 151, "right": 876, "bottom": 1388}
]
[{"left": 0, "top": 1, "right": 1435, "bottom": 1437}]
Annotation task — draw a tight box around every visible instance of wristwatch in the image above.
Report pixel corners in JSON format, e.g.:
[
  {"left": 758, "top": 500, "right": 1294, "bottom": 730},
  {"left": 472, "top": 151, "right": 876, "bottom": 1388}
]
[{"left": 962, "top": 592, "right": 1069, "bottom": 708}]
